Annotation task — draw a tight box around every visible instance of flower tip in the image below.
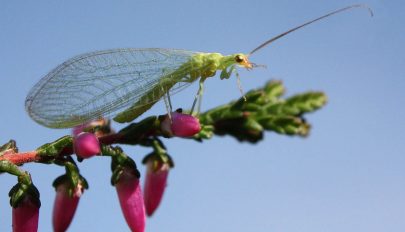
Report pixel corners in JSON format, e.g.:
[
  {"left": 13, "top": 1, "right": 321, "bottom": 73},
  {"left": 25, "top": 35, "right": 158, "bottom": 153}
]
[
  {"left": 12, "top": 197, "right": 39, "bottom": 232},
  {"left": 116, "top": 169, "right": 146, "bottom": 232},
  {"left": 52, "top": 186, "right": 80, "bottom": 232},
  {"left": 73, "top": 132, "right": 100, "bottom": 159},
  {"left": 144, "top": 164, "right": 169, "bottom": 216}
]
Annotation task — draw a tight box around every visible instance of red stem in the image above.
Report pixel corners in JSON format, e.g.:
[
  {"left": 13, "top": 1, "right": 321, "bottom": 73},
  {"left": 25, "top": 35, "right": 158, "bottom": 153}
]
[
  {"left": 0, "top": 151, "right": 40, "bottom": 165},
  {"left": 0, "top": 132, "right": 125, "bottom": 166}
]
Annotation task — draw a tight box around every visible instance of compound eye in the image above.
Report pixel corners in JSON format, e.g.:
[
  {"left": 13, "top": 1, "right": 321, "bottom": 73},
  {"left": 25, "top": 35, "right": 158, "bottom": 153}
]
[{"left": 235, "top": 55, "right": 244, "bottom": 63}]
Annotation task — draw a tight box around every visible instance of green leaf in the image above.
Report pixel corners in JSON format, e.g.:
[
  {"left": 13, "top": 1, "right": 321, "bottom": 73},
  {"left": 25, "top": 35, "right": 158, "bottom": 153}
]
[
  {"left": 285, "top": 92, "right": 327, "bottom": 113},
  {"left": 104, "top": 145, "right": 140, "bottom": 185},
  {"left": 263, "top": 80, "right": 285, "bottom": 99},
  {"left": 36, "top": 136, "right": 73, "bottom": 158},
  {"left": 258, "top": 115, "right": 309, "bottom": 136},
  {"left": 9, "top": 182, "right": 41, "bottom": 208},
  {"left": 111, "top": 166, "right": 124, "bottom": 185},
  {"left": 267, "top": 92, "right": 327, "bottom": 116},
  {"left": 193, "top": 125, "right": 214, "bottom": 140},
  {"left": 0, "top": 140, "right": 18, "bottom": 156},
  {"left": 142, "top": 151, "right": 174, "bottom": 168},
  {"left": 0, "top": 161, "right": 24, "bottom": 176}
]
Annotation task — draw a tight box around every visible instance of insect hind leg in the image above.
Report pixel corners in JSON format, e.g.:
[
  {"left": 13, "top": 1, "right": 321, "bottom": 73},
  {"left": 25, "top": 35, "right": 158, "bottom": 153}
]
[
  {"left": 190, "top": 80, "right": 204, "bottom": 116},
  {"left": 162, "top": 87, "right": 173, "bottom": 121}
]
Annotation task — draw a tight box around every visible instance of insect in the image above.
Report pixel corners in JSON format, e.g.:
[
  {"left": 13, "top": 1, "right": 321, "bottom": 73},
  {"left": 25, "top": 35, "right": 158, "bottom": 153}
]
[{"left": 25, "top": 4, "right": 372, "bottom": 128}]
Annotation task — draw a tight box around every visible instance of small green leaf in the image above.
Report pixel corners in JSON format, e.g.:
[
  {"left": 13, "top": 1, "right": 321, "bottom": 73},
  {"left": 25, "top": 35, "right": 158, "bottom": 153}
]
[
  {"left": 263, "top": 80, "right": 285, "bottom": 99},
  {"left": 111, "top": 166, "right": 124, "bottom": 186},
  {"left": 243, "top": 118, "right": 263, "bottom": 132},
  {"left": 231, "top": 90, "right": 264, "bottom": 110},
  {"left": 0, "top": 140, "right": 18, "bottom": 156},
  {"left": 193, "top": 125, "right": 214, "bottom": 140},
  {"left": 284, "top": 92, "right": 328, "bottom": 115},
  {"left": 142, "top": 151, "right": 174, "bottom": 168},
  {"left": 258, "top": 115, "right": 309, "bottom": 136},
  {"left": 9, "top": 182, "right": 41, "bottom": 208},
  {"left": 0, "top": 161, "right": 24, "bottom": 176},
  {"left": 106, "top": 145, "right": 140, "bottom": 185},
  {"left": 36, "top": 136, "right": 73, "bottom": 158}
]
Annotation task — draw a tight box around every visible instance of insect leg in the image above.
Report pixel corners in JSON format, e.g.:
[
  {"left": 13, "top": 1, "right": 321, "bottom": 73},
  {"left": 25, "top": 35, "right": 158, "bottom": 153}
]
[
  {"left": 236, "top": 71, "right": 246, "bottom": 101},
  {"left": 196, "top": 90, "right": 203, "bottom": 115},
  {"left": 190, "top": 80, "right": 205, "bottom": 115},
  {"left": 162, "top": 86, "right": 172, "bottom": 121},
  {"left": 166, "top": 91, "right": 173, "bottom": 111}
]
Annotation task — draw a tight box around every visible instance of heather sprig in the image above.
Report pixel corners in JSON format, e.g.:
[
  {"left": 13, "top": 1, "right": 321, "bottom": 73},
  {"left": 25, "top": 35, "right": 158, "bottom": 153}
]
[{"left": 0, "top": 80, "right": 326, "bottom": 230}]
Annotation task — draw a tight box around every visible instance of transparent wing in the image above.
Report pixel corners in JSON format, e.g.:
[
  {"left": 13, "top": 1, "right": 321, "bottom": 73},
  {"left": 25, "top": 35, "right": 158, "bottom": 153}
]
[{"left": 25, "top": 48, "right": 197, "bottom": 128}]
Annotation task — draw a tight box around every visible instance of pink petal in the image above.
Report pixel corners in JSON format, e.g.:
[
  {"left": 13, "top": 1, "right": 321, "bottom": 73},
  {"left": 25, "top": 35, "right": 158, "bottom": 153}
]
[
  {"left": 144, "top": 162, "right": 170, "bottom": 216},
  {"left": 12, "top": 197, "right": 39, "bottom": 232},
  {"left": 73, "top": 132, "right": 100, "bottom": 159},
  {"left": 52, "top": 185, "right": 81, "bottom": 232},
  {"left": 116, "top": 169, "right": 146, "bottom": 232}
]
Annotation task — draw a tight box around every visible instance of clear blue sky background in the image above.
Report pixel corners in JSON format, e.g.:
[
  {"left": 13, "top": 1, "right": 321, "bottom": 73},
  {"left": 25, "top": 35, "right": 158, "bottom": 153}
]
[{"left": 1, "top": 1, "right": 404, "bottom": 231}]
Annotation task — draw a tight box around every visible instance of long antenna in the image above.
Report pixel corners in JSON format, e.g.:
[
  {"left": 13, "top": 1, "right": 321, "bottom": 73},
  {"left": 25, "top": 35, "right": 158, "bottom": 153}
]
[{"left": 248, "top": 4, "right": 373, "bottom": 55}]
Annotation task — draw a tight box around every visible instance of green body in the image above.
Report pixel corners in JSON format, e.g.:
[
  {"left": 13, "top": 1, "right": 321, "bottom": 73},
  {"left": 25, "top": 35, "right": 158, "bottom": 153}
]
[{"left": 114, "top": 52, "right": 244, "bottom": 123}]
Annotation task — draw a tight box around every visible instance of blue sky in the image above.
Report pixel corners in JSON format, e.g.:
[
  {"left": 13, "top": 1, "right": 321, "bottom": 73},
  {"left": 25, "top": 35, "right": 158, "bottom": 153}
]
[{"left": 1, "top": 0, "right": 404, "bottom": 231}]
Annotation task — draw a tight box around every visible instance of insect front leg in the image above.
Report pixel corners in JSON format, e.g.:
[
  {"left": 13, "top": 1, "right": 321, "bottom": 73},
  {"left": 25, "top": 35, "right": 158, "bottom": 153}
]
[
  {"left": 220, "top": 65, "right": 236, "bottom": 80},
  {"left": 235, "top": 70, "right": 246, "bottom": 101}
]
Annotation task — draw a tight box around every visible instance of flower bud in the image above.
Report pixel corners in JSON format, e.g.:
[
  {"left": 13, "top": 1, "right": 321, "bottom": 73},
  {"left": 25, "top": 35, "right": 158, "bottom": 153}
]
[
  {"left": 12, "top": 195, "right": 39, "bottom": 232},
  {"left": 73, "top": 132, "right": 100, "bottom": 159},
  {"left": 161, "top": 112, "right": 201, "bottom": 137},
  {"left": 144, "top": 160, "right": 170, "bottom": 216},
  {"left": 52, "top": 183, "right": 83, "bottom": 232},
  {"left": 115, "top": 167, "right": 146, "bottom": 232}
]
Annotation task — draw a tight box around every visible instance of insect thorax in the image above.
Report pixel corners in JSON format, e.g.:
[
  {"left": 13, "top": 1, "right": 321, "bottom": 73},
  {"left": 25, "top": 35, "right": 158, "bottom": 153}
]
[{"left": 186, "top": 53, "right": 237, "bottom": 81}]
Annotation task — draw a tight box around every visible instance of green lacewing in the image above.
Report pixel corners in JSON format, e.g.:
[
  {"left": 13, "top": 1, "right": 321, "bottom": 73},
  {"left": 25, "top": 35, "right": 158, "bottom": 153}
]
[{"left": 25, "top": 4, "right": 372, "bottom": 128}]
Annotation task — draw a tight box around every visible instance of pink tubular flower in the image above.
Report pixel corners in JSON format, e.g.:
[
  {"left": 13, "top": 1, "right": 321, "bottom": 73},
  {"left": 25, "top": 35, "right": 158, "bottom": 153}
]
[
  {"left": 73, "top": 132, "right": 100, "bottom": 159},
  {"left": 161, "top": 112, "right": 201, "bottom": 137},
  {"left": 52, "top": 183, "right": 83, "bottom": 232},
  {"left": 116, "top": 167, "right": 146, "bottom": 232},
  {"left": 144, "top": 160, "right": 170, "bottom": 216},
  {"left": 12, "top": 196, "right": 39, "bottom": 232}
]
